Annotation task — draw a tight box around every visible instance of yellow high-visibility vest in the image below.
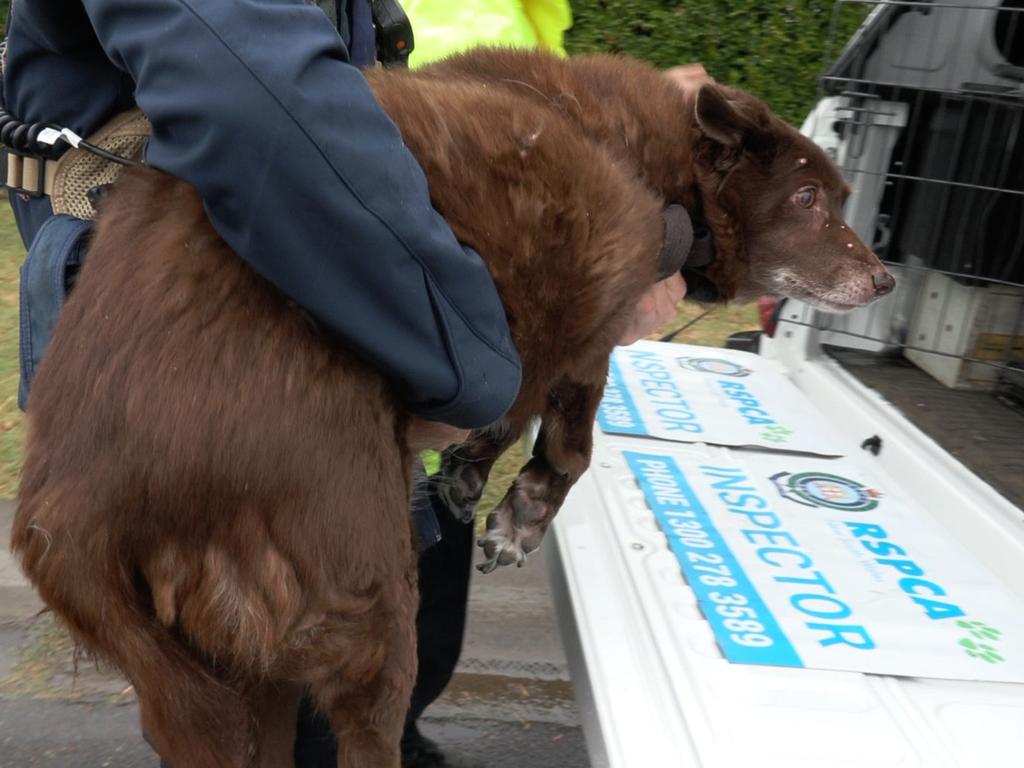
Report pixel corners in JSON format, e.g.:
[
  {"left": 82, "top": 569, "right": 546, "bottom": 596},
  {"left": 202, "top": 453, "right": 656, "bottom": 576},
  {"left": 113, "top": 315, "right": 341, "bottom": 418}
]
[
  {"left": 410, "top": 0, "right": 571, "bottom": 474},
  {"left": 403, "top": 0, "right": 572, "bottom": 68}
]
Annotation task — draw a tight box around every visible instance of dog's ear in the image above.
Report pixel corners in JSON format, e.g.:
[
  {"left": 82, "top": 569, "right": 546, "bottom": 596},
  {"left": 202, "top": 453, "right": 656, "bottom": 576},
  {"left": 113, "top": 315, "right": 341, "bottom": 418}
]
[{"left": 694, "top": 84, "right": 772, "bottom": 155}]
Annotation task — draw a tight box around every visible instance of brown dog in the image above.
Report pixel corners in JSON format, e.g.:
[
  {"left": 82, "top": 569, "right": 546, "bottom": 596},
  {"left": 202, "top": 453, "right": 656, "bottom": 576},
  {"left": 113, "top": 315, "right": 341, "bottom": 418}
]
[
  {"left": 11, "top": 49, "right": 892, "bottom": 768},
  {"left": 413, "top": 50, "right": 894, "bottom": 569}
]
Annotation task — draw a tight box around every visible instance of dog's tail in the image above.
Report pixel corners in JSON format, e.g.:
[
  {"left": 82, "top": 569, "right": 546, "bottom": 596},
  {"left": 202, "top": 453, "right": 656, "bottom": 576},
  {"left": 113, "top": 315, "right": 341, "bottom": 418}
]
[{"left": 12, "top": 498, "right": 252, "bottom": 768}]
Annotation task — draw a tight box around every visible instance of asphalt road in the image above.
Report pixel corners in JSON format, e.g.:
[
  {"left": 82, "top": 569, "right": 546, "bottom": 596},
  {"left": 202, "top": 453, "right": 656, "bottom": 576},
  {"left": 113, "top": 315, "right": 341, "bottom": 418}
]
[{"left": 0, "top": 698, "right": 588, "bottom": 768}]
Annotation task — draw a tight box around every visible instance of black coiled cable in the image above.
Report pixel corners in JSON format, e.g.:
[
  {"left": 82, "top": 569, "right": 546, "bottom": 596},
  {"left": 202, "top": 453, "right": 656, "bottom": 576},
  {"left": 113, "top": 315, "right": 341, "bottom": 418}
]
[
  {"left": 0, "top": 109, "right": 65, "bottom": 159},
  {"left": 0, "top": 108, "right": 138, "bottom": 166}
]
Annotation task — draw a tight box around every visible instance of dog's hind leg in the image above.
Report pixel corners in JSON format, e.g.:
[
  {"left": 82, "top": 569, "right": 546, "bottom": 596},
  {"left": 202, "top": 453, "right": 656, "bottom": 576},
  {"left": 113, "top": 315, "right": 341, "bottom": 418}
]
[
  {"left": 308, "top": 565, "right": 418, "bottom": 768},
  {"left": 14, "top": 510, "right": 256, "bottom": 767},
  {"left": 478, "top": 373, "right": 604, "bottom": 572},
  {"left": 251, "top": 681, "right": 304, "bottom": 768},
  {"left": 138, "top": 688, "right": 251, "bottom": 768},
  {"left": 122, "top": 624, "right": 255, "bottom": 768}
]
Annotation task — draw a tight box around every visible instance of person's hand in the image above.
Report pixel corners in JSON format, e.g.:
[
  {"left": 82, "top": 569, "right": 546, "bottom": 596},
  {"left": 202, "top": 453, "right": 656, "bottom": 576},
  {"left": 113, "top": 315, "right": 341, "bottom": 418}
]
[
  {"left": 665, "top": 63, "right": 711, "bottom": 98},
  {"left": 406, "top": 417, "right": 470, "bottom": 452},
  {"left": 618, "top": 272, "right": 687, "bottom": 346}
]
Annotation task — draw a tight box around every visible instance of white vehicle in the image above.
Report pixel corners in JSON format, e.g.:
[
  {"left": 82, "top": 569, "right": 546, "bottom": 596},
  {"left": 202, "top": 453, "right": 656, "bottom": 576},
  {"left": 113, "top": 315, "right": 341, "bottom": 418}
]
[{"left": 549, "top": 3, "right": 1024, "bottom": 766}]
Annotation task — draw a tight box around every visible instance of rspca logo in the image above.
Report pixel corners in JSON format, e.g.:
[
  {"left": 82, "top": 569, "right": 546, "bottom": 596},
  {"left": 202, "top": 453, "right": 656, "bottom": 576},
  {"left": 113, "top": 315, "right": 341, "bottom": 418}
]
[
  {"left": 676, "top": 356, "right": 751, "bottom": 377},
  {"left": 771, "top": 471, "right": 882, "bottom": 512}
]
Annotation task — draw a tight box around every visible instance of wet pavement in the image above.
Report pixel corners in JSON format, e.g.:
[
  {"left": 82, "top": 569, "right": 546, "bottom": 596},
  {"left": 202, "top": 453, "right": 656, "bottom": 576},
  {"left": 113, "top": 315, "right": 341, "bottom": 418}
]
[
  {"left": 0, "top": 698, "right": 588, "bottom": 768},
  {"left": 0, "top": 501, "right": 590, "bottom": 767}
]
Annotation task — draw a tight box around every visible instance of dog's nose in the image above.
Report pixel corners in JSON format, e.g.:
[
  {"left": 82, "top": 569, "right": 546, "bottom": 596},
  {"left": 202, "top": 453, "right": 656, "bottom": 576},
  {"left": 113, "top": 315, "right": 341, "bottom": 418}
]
[{"left": 872, "top": 271, "right": 895, "bottom": 296}]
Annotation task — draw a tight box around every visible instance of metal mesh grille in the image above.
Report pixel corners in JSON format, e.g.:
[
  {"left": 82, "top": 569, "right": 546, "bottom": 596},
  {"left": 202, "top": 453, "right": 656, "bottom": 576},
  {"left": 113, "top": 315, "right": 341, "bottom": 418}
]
[{"left": 789, "top": 0, "right": 1024, "bottom": 394}]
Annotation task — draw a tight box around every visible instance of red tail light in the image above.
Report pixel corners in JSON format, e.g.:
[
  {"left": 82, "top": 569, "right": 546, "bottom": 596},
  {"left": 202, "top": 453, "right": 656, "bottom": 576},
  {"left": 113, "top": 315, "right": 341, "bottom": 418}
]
[{"left": 758, "top": 296, "right": 784, "bottom": 338}]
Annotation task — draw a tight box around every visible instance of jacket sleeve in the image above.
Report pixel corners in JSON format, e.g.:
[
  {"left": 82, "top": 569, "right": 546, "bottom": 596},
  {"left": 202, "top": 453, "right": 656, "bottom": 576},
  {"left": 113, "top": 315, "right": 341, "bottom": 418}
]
[{"left": 79, "top": 0, "right": 521, "bottom": 429}]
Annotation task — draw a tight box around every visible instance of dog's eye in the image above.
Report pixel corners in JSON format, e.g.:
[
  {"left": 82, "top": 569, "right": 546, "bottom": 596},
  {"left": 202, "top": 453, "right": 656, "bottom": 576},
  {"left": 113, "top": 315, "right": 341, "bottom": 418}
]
[{"left": 795, "top": 187, "right": 817, "bottom": 208}]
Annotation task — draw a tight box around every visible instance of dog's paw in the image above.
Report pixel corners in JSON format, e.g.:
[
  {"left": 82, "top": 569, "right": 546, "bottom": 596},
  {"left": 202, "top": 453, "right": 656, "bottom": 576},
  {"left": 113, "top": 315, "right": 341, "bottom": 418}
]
[
  {"left": 476, "top": 483, "right": 550, "bottom": 573},
  {"left": 435, "top": 478, "right": 480, "bottom": 524},
  {"left": 434, "top": 453, "right": 488, "bottom": 524},
  {"left": 476, "top": 527, "right": 528, "bottom": 573}
]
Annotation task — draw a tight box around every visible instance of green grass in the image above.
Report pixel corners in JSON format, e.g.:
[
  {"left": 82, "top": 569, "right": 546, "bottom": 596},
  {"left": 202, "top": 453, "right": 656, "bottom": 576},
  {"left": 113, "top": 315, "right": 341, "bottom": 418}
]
[{"left": 0, "top": 206, "right": 25, "bottom": 499}]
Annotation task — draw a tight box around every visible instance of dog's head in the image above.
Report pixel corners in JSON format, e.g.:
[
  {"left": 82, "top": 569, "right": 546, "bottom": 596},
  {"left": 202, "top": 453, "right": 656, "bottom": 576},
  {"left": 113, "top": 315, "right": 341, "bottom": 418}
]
[{"left": 691, "top": 84, "right": 894, "bottom": 312}]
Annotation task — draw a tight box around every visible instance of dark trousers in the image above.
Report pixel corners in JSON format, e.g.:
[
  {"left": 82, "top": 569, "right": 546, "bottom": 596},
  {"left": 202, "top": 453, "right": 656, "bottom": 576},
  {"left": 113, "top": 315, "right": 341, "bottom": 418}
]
[
  {"left": 292, "top": 499, "right": 476, "bottom": 766},
  {"left": 157, "top": 495, "right": 475, "bottom": 767}
]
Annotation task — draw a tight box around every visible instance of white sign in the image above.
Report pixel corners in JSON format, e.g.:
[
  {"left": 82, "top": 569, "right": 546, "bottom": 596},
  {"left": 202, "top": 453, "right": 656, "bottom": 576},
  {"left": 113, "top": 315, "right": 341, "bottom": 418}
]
[
  {"left": 599, "top": 341, "right": 842, "bottom": 456},
  {"left": 624, "top": 446, "right": 1024, "bottom": 682}
]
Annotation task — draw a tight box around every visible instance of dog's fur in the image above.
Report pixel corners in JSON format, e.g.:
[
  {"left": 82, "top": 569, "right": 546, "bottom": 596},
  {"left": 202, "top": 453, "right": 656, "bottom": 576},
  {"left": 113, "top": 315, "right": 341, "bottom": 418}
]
[{"left": 11, "top": 49, "right": 891, "bottom": 768}]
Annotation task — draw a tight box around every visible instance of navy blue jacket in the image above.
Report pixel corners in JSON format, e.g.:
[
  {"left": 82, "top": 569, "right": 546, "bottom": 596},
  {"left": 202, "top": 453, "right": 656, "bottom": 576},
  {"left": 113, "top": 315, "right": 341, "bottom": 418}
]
[{"left": 4, "top": 0, "right": 522, "bottom": 429}]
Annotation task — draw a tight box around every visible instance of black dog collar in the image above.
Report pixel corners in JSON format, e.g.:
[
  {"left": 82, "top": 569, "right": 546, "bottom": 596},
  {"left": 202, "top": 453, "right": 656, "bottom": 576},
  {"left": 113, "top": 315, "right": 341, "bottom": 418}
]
[
  {"left": 682, "top": 221, "right": 720, "bottom": 302},
  {"left": 657, "top": 205, "right": 693, "bottom": 280},
  {"left": 657, "top": 205, "right": 719, "bottom": 302}
]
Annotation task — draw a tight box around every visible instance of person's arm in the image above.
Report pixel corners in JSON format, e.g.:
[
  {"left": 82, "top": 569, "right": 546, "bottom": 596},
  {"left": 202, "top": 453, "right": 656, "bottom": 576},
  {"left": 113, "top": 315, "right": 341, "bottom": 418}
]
[{"left": 80, "top": 0, "right": 521, "bottom": 429}]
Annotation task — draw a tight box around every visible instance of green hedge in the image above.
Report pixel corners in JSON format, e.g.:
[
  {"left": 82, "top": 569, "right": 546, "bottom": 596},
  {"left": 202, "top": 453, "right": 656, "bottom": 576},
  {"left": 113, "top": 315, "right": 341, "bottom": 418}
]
[
  {"left": 566, "top": 0, "right": 866, "bottom": 125},
  {"left": 0, "top": 1, "right": 863, "bottom": 126}
]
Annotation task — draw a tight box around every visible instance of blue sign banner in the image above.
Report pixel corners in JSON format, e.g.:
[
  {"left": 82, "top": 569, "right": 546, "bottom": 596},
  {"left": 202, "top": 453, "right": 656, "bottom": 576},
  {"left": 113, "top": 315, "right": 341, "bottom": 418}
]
[
  {"left": 597, "top": 342, "right": 843, "bottom": 456},
  {"left": 597, "top": 357, "right": 646, "bottom": 435},
  {"left": 624, "top": 450, "right": 804, "bottom": 668}
]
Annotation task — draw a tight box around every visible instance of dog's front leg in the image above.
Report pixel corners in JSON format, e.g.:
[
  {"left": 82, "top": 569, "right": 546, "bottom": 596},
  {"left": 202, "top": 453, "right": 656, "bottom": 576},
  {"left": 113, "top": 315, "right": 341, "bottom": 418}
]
[
  {"left": 478, "top": 375, "right": 603, "bottom": 573},
  {"left": 434, "top": 421, "right": 520, "bottom": 523}
]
